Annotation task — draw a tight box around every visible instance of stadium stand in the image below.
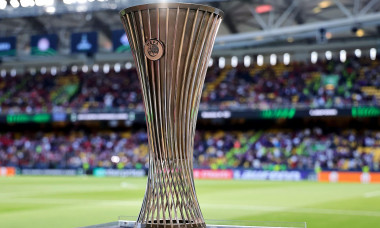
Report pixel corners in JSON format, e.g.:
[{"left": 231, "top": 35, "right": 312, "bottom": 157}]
[
  {"left": 1, "top": 129, "right": 379, "bottom": 171},
  {"left": 0, "top": 57, "right": 379, "bottom": 114},
  {"left": 1, "top": 57, "right": 379, "bottom": 172}
]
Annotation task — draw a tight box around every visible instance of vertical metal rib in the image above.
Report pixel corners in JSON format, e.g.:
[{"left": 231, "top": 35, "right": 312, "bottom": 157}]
[
  {"left": 174, "top": 8, "right": 192, "bottom": 224},
  {"left": 120, "top": 3, "right": 223, "bottom": 228},
  {"left": 178, "top": 9, "right": 201, "bottom": 222},
  {"left": 171, "top": 7, "right": 184, "bottom": 225},
  {"left": 163, "top": 9, "right": 177, "bottom": 227}
]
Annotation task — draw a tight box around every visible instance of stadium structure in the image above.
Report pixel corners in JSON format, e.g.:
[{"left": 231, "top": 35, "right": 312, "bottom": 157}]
[
  {"left": 0, "top": 1, "right": 379, "bottom": 227},
  {"left": 0, "top": 0, "right": 379, "bottom": 177},
  {"left": 0, "top": 0, "right": 379, "bottom": 174}
]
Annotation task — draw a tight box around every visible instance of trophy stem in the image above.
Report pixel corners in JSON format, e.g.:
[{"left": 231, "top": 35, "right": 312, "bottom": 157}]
[{"left": 120, "top": 3, "right": 223, "bottom": 228}]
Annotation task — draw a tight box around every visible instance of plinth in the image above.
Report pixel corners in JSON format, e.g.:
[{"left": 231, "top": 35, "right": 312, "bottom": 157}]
[{"left": 82, "top": 218, "right": 307, "bottom": 228}]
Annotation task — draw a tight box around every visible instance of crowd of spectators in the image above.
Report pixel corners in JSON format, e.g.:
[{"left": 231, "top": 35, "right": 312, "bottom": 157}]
[
  {"left": 3, "top": 74, "right": 56, "bottom": 113},
  {"left": 1, "top": 128, "right": 379, "bottom": 171},
  {"left": 0, "top": 73, "right": 78, "bottom": 114},
  {"left": 194, "top": 128, "right": 380, "bottom": 171},
  {"left": 69, "top": 69, "right": 144, "bottom": 112},
  {"left": 0, "top": 58, "right": 379, "bottom": 113},
  {"left": 201, "top": 58, "right": 379, "bottom": 109}
]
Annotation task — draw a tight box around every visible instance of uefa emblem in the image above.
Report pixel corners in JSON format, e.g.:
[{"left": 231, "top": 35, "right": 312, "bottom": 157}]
[{"left": 144, "top": 39, "right": 164, "bottom": 61}]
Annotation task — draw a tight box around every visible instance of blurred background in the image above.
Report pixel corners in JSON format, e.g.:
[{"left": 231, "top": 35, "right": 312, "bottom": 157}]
[{"left": 0, "top": 0, "right": 379, "bottom": 228}]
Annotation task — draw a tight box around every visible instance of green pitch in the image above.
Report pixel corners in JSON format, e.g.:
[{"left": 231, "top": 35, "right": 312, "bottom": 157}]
[{"left": 1, "top": 177, "right": 380, "bottom": 228}]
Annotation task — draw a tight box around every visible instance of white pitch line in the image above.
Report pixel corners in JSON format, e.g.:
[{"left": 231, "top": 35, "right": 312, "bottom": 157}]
[
  {"left": 202, "top": 204, "right": 380, "bottom": 217},
  {"left": 206, "top": 224, "right": 303, "bottom": 228},
  {"left": 119, "top": 181, "right": 140, "bottom": 189},
  {"left": 0, "top": 198, "right": 142, "bottom": 206},
  {"left": 364, "top": 191, "right": 380, "bottom": 198},
  {"left": 292, "top": 207, "right": 380, "bottom": 217}
]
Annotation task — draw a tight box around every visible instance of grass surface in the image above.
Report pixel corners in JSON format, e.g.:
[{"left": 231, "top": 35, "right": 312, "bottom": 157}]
[{"left": 0, "top": 176, "right": 380, "bottom": 228}]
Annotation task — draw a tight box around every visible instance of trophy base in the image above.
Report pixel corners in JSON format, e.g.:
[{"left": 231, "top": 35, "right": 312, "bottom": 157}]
[
  {"left": 82, "top": 219, "right": 306, "bottom": 228},
  {"left": 136, "top": 220, "right": 206, "bottom": 228}
]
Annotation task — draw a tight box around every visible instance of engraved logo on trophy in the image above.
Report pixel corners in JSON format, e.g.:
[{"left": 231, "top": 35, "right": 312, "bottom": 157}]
[{"left": 144, "top": 39, "right": 164, "bottom": 61}]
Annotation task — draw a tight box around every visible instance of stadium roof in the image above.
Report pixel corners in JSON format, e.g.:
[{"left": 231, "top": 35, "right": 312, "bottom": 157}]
[{"left": 1, "top": 0, "right": 380, "bottom": 67}]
